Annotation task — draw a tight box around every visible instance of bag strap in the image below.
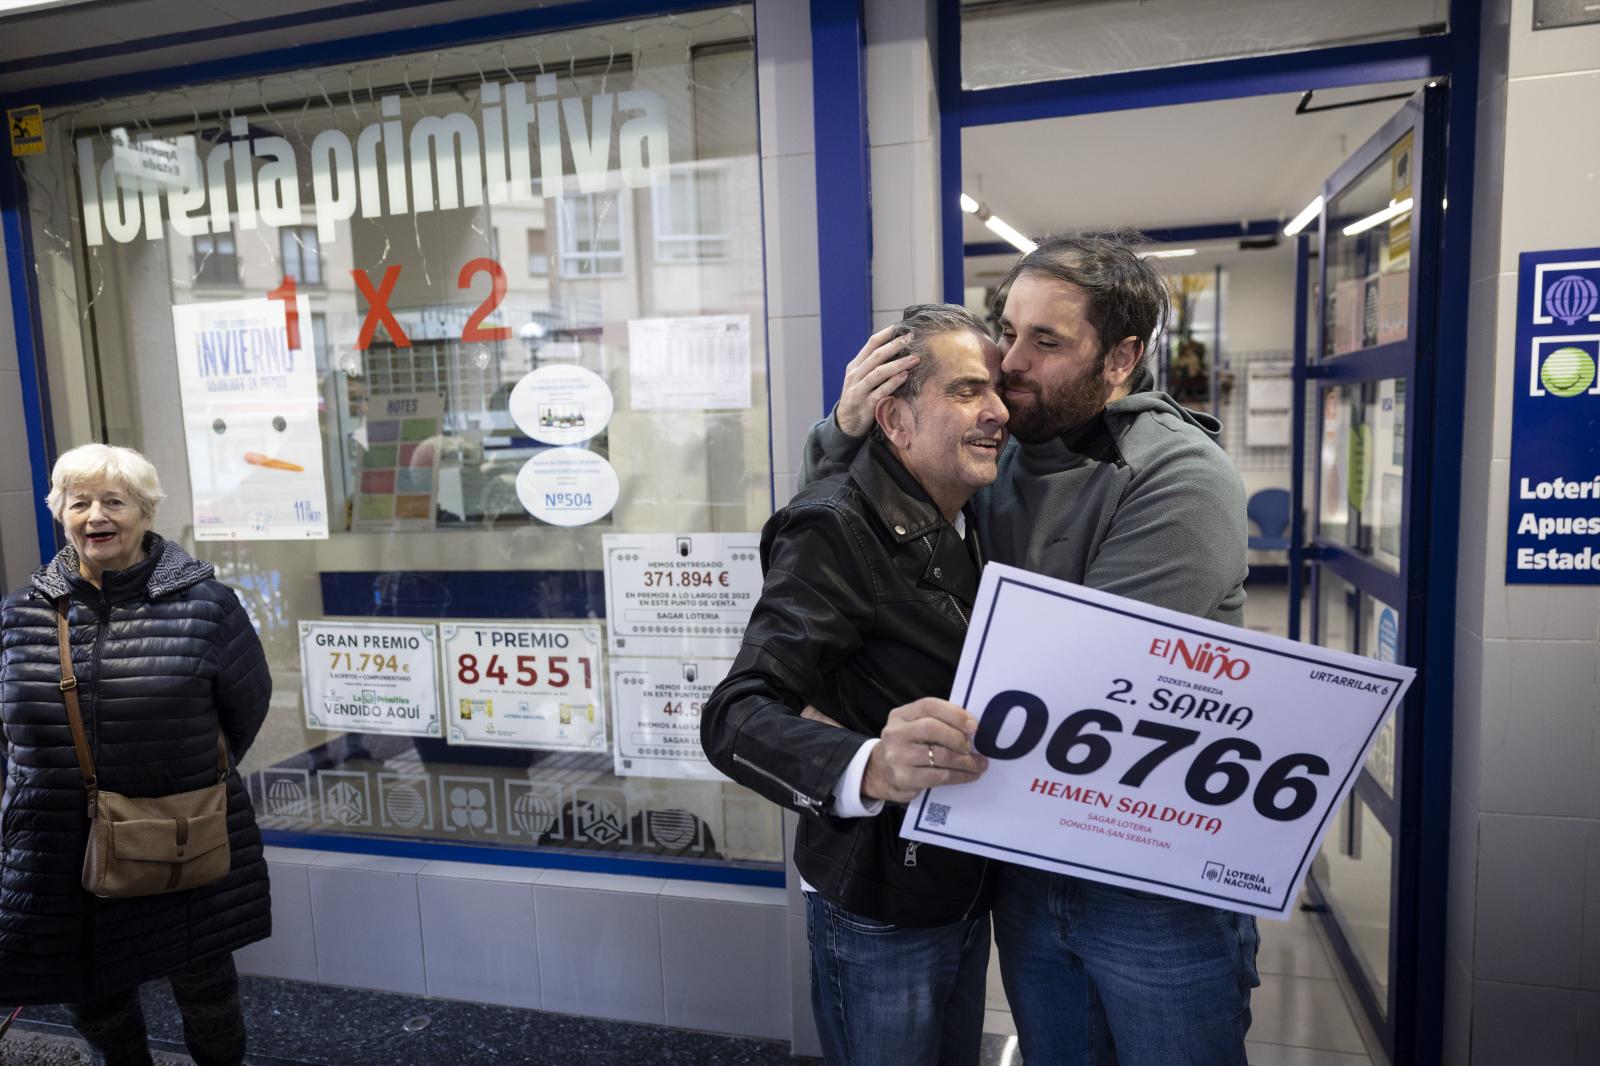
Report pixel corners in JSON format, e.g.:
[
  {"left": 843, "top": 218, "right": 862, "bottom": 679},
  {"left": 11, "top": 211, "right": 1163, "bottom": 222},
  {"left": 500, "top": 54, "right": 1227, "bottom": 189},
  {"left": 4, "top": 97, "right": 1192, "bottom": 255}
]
[
  {"left": 54, "top": 598, "right": 230, "bottom": 796},
  {"left": 54, "top": 597, "right": 99, "bottom": 809}
]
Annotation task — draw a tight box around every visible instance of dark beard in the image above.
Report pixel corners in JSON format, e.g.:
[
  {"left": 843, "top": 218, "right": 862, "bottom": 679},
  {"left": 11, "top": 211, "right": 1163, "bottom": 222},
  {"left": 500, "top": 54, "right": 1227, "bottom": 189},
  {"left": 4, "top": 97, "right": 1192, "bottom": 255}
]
[{"left": 1003, "top": 366, "right": 1111, "bottom": 444}]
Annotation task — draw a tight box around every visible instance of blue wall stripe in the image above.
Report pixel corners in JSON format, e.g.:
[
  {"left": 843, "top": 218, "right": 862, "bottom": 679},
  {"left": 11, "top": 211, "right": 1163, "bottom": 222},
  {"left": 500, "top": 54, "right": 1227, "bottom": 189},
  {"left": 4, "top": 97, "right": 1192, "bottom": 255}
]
[
  {"left": 320, "top": 570, "right": 606, "bottom": 620},
  {"left": 810, "top": 0, "right": 872, "bottom": 416},
  {"left": 958, "top": 35, "right": 1448, "bottom": 127},
  {"left": 1, "top": 158, "right": 58, "bottom": 564},
  {"left": 937, "top": 0, "right": 964, "bottom": 304},
  {"left": 260, "top": 829, "right": 785, "bottom": 888}
]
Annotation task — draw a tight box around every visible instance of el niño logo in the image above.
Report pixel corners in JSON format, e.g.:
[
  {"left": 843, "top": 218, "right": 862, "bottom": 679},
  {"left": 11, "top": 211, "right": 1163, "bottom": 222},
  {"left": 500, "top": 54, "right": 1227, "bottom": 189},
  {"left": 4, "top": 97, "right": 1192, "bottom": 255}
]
[{"left": 1149, "top": 637, "right": 1251, "bottom": 681}]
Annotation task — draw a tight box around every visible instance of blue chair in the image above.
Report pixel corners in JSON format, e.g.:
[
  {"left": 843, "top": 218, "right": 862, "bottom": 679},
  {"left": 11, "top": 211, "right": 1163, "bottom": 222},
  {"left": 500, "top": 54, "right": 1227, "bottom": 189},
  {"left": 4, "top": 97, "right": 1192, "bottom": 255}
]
[{"left": 1247, "top": 488, "right": 1292, "bottom": 551}]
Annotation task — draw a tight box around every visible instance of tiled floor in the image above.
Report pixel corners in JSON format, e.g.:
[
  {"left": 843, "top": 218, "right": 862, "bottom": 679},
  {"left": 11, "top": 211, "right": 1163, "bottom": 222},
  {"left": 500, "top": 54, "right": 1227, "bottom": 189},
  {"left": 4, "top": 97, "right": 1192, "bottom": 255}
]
[{"left": 977, "top": 899, "right": 1389, "bottom": 1066}]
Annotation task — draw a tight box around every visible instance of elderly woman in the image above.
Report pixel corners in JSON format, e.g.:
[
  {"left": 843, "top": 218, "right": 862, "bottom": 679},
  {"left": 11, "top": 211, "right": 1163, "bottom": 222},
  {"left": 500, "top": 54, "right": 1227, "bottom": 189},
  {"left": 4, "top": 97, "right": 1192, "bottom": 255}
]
[{"left": 0, "top": 444, "right": 271, "bottom": 1066}]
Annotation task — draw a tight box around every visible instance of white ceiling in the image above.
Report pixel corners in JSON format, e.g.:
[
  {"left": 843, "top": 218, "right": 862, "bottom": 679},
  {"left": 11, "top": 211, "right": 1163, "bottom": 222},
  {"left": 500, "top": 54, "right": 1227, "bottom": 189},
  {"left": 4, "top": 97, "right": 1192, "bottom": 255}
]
[{"left": 960, "top": 78, "right": 1427, "bottom": 255}]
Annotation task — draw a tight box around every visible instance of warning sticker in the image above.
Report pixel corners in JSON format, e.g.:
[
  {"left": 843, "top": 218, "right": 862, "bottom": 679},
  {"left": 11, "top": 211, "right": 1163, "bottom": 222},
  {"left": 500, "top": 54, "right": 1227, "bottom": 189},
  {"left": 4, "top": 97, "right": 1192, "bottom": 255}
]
[{"left": 7, "top": 105, "right": 44, "bottom": 157}]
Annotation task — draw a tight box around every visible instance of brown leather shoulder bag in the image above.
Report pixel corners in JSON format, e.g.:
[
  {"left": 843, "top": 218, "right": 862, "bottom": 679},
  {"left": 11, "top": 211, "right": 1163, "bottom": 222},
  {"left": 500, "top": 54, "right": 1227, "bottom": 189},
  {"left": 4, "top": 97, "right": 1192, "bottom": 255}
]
[{"left": 56, "top": 598, "right": 232, "bottom": 898}]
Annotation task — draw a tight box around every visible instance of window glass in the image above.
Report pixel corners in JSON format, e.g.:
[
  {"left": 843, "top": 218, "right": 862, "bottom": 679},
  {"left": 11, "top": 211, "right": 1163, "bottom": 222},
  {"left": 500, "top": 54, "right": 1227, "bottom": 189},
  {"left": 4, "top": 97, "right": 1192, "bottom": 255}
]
[
  {"left": 653, "top": 165, "right": 730, "bottom": 263},
  {"left": 193, "top": 230, "right": 239, "bottom": 286},
  {"left": 1323, "top": 130, "right": 1414, "bottom": 359},
  {"left": 20, "top": 6, "right": 783, "bottom": 872},
  {"left": 1314, "top": 573, "right": 1401, "bottom": 798},
  {"left": 961, "top": 0, "right": 1447, "bottom": 91},
  {"left": 1317, "top": 379, "right": 1405, "bottom": 571},
  {"left": 1314, "top": 794, "right": 1393, "bottom": 1009},
  {"left": 280, "top": 226, "right": 322, "bottom": 286}
]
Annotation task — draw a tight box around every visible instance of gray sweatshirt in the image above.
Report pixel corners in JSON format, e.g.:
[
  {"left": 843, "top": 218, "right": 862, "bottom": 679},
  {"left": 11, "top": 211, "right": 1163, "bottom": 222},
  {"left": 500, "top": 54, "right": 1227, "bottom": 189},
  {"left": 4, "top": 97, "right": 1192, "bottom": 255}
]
[{"left": 801, "top": 373, "right": 1249, "bottom": 626}]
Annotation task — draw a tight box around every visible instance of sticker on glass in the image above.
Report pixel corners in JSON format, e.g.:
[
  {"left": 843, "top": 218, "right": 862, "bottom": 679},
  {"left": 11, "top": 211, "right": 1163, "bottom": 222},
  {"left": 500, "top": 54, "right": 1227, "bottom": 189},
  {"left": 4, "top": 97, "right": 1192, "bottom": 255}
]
[
  {"left": 509, "top": 364, "right": 613, "bottom": 445},
  {"left": 516, "top": 448, "right": 619, "bottom": 526}
]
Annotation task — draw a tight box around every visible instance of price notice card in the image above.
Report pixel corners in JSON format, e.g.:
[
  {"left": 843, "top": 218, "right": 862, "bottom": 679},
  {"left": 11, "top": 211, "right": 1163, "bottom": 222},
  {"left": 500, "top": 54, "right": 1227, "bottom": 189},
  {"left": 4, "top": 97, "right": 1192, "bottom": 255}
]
[
  {"left": 601, "top": 533, "right": 762, "bottom": 657},
  {"left": 901, "top": 564, "right": 1415, "bottom": 918},
  {"left": 441, "top": 622, "right": 606, "bottom": 752},
  {"left": 300, "top": 621, "right": 441, "bottom": 737}
]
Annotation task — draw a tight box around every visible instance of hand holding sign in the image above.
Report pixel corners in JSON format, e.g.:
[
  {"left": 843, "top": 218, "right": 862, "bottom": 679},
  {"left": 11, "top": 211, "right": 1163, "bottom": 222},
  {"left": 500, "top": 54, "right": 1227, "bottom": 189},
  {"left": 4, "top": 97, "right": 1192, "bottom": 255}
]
[{"left": 863, "top": 699, "right": 988, "bottom": 805}]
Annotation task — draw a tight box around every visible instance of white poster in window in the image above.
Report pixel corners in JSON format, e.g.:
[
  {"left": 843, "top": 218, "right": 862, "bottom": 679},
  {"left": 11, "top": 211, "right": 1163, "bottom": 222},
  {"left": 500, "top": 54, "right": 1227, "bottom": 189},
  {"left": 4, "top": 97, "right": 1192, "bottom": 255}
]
[
  {"left": 602, "top": 532, "right": 763, "bottom": 657},
  {"left": 299, "top": 621, "right": 442, "bottom": 737},
  {"left": 611, "top": 656, "right": 732, "bottom": 781},
  {"left": 627, "top": 315, "right": 752, "bottom": 410},
  {"left": 441, "top": 622, "right": 607, "bottom": 752},
  {"left": 515, "top": 447, "right": 620, "bottom": 526},
  {"left": 172, "top": 297, "right": 329, "bottom": 540},
  {"left": 509, "top": 364, "right": 614, "bottom": 445}
]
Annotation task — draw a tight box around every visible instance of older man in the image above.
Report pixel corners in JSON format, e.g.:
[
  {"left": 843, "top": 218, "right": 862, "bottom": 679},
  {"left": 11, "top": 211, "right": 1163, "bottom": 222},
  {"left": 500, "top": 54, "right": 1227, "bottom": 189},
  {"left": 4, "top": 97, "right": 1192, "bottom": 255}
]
[
  {"left": 804, "top": 234, "right": 1256, "bottom": 1066},
  {"left": 703, "top": 303, "right": 1007, "bottom": 1066}
]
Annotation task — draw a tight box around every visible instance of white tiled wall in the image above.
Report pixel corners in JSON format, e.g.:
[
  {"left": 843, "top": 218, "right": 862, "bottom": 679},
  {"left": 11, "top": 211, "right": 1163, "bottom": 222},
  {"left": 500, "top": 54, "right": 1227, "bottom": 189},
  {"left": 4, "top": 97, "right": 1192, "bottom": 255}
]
[
  {"left": 1449, "top": 2, "right": 1600, "bottom": 1061},
  {"left": 235, "top": 848, "right": 790, "bottom": 1041}
]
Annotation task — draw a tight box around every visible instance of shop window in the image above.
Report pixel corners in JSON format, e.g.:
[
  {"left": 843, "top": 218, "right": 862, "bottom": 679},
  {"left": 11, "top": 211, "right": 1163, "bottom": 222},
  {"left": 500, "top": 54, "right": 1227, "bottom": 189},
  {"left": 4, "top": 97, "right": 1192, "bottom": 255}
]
[
  {"left": 652, "top": 166, "right": 730, "bottom": 263},
  {"left": 556, "top": 192, "right": 627, "bottom": 278},
  {"left": 192, "top": 230, "right": 239, "bottom": 285},
  {"left": 24, "top": 9, "right": 780, "bottom": 877},
  {"left": 280, "top": 225, "right": 322, "bottom": 285}
]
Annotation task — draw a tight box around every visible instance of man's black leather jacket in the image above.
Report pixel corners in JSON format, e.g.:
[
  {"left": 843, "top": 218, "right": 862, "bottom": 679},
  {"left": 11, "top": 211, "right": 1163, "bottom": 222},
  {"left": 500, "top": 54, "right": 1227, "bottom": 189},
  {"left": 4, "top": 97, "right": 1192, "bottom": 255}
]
[{"left": 701, "top": 439, "right": 992, "bottom": 927}]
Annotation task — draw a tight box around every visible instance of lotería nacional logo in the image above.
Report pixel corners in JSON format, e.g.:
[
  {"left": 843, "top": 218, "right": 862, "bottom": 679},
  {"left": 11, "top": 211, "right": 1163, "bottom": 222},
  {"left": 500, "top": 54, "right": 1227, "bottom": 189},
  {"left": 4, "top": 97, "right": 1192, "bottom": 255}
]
[{"left": 1201, "top": 861, "right": 1272, "bottom": 895}]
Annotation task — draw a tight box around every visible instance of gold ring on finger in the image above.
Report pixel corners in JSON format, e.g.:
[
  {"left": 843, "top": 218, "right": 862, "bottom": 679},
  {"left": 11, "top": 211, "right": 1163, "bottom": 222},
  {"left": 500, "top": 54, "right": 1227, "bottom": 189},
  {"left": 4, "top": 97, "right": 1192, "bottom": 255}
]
[{"left": 927, "top": 745, "right": 936, "bottom": 767}]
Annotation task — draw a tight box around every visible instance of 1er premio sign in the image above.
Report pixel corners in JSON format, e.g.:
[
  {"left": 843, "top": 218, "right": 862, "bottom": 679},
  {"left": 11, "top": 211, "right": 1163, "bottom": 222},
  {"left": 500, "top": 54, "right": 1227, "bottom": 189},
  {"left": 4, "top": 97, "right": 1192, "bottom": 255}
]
[{"left": 901, "top": 565, "right": 1414, "bottom": 919}]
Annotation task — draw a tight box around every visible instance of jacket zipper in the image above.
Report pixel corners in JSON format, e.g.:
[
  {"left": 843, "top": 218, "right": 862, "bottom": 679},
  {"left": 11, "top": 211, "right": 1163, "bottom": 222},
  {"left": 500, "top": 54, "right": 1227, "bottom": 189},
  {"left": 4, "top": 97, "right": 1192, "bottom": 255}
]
[
  {"left": 920, "top": 534, "right": 968, "bottom": 626},
  {"left": 731, "top": 752, "right": 822, "bottom": 812},
  {"left": 89, "top": 594, "right": 110, "bottom": 765}
]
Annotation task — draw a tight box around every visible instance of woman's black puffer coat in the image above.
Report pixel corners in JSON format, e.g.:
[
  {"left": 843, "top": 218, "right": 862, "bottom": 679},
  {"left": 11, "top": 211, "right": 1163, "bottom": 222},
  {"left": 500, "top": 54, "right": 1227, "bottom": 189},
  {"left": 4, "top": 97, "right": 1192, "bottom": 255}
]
[{"left": 0, "top": 533, "right": 272, "bottom": 1005}]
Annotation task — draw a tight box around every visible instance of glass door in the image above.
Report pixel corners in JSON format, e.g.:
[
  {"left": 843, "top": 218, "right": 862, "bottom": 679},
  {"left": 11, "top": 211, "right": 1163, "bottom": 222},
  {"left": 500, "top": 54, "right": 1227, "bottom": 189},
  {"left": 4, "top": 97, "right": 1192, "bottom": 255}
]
[{"left": 1293, "top": 84, "right": 1446, "bottom": 1057}]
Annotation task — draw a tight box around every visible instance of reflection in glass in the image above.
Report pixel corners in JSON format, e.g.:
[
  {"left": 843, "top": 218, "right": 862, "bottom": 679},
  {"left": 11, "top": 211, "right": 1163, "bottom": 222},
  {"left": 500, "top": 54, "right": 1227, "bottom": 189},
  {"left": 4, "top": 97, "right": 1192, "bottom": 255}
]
[
  {"left": 1317, "top": 379, "right": 1405, "bottom": 570},
  {"left": 1314, "top": 796, "right": 1394, "bottom": 1010},
  {"left": 22, "top": 7, "right": 783, "bottom": 872},
  {"left": 1324, "top": 130, "right": 1414, "bottom": 358}
]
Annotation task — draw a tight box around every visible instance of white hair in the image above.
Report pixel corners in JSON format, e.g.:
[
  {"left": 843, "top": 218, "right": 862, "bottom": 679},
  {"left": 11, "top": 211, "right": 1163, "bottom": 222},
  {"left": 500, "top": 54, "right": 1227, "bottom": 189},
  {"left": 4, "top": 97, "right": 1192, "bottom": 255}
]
[{"left": 46, "top": 443, "right": 166, "bottom": 521}]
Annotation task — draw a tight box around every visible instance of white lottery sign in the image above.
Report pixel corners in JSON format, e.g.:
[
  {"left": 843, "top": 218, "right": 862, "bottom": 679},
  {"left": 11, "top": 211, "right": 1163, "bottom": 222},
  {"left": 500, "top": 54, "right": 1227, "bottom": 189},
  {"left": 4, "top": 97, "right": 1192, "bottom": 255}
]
[
  {"left": 901, "top": 564, "right": 1414, "bottom": 919},
  {"left": 601, "top": 533, "right": 762, "bottom": 657},
  {"left": 610, "top": 656, "right": 732, "bottom": 781},
  {"left": 299, "top": 622, "right": 441, "bottom": 737},
  {"left": 441, "top": 623, "right": 607, "bottom": 752}
]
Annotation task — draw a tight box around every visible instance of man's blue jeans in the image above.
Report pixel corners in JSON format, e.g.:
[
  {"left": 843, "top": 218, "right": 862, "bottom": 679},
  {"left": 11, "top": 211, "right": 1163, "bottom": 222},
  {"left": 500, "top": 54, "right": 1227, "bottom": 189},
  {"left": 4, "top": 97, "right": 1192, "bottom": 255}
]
[
  {"left": 805, "top": 893, "right": 990, "bottom": 1066},
  {"left": 994, "top": 865, "right": 1260, "bottom": 1066}
]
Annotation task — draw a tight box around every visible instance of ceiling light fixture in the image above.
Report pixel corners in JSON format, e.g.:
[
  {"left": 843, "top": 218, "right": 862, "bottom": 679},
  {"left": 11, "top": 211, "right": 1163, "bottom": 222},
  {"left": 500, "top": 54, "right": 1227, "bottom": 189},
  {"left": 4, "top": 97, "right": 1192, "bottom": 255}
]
[
  {"left": 1283, "top": 195, "right": 1324, "bottom": 236},
  {"left": 984, "top": 214, "right": 1037, "bottom": 254},
  {"left": 1140, "top": 248, "right": 1198, "bottom": 259},
  {"left": 962, "top": 191, "right": 1035, "bottom": 254},
  {"left": 1342, "top": 197, "right": 1414, "bottom": 237}
]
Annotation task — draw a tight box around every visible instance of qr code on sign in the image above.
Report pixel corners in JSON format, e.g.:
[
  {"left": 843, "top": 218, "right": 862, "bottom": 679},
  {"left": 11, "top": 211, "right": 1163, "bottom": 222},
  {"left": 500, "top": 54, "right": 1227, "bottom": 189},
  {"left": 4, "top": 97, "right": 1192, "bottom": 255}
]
[{"left": 925, "top": 802, "right": 951, "bottom": 827}]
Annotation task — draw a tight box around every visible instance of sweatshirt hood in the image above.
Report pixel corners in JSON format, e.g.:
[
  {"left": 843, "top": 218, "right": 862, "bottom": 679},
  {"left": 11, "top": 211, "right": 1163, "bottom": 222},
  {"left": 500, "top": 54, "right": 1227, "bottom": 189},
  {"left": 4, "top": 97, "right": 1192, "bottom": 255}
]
[{"left": 1104, "top": 365, "right": 1223, "bottom": 442}]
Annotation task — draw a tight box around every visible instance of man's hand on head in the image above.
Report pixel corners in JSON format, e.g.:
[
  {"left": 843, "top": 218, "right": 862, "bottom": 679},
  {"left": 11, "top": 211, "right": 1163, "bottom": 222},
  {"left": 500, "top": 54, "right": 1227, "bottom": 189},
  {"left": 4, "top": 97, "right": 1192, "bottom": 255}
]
[
  {"left": 861, "top": 698, "right": 988, "bottom": 805},
  {"left": 835, "top": 326, "right": 919, "bottom": 437}
]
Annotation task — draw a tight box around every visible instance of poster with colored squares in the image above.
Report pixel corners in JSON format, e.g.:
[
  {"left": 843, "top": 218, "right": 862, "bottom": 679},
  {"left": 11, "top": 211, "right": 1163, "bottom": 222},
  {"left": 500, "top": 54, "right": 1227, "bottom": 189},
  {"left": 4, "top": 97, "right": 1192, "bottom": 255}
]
[{"left": 353, "top": 393, "right": 443, "bottom": 529}]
